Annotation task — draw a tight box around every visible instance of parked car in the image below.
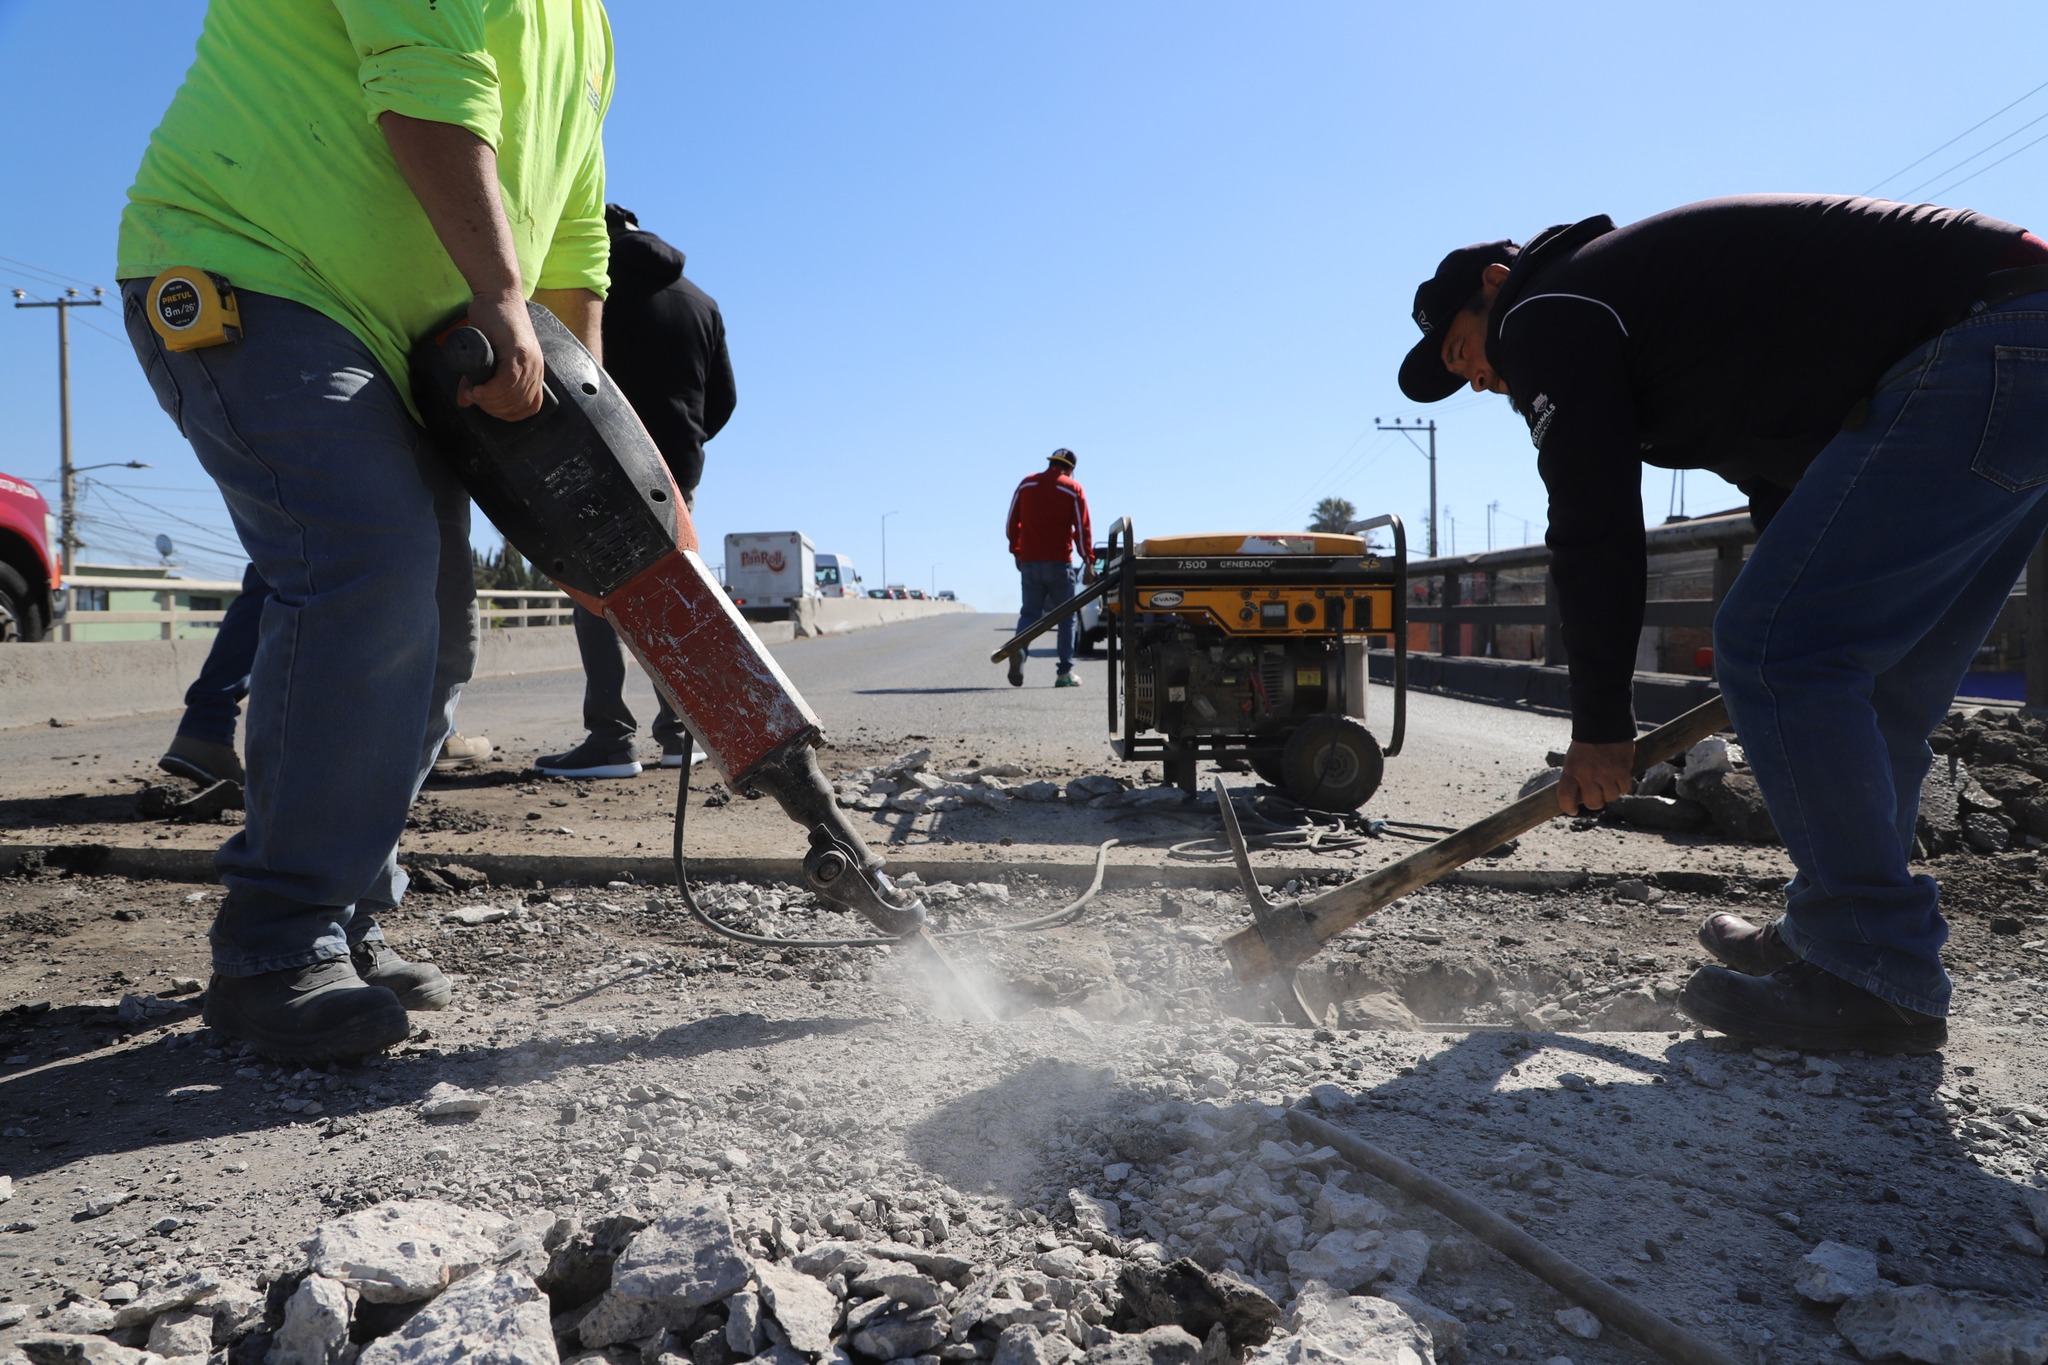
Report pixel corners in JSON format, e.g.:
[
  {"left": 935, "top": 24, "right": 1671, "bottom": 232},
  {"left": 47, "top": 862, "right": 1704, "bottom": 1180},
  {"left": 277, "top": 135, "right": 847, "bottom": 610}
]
[
  {"left": 0, "top": 471, "right": 57, "bottom": 641},
  {"left": 1076, "top": 543, "right": 1110, "bottom": 655},
  {"left": 936, "top": 590, "right": 956, "bottom": 601},
  {"left": 908, "top": 589, "right": 927, "bottom": 600}
]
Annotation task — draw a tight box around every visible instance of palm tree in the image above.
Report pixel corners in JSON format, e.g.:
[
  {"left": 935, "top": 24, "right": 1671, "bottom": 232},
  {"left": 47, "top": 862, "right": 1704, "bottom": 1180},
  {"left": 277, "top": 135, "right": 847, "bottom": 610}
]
[{"left": 1308, "top": 497, "right": 1357, "bottom": 533}]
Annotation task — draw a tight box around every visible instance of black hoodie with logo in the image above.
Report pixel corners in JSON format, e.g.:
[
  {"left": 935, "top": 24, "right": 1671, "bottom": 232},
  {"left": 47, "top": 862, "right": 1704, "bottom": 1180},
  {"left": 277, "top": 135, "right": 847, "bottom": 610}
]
[
  {"left": 1484, "top": 194, "right": 2024, "bottom": 742},
  {"left": 601, "top": 227, "right": 736, "bottom": 499}
]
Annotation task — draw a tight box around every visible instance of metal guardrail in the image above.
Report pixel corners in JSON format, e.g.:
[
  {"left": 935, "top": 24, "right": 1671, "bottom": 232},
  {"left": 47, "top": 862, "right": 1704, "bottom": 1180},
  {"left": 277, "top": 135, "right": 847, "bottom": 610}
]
[
  {"left": 49, "top": 577, "right": 573, "bottom": 640},
  {"left": 1403, "top": 511, "right": 1756, "bottom": 666}
]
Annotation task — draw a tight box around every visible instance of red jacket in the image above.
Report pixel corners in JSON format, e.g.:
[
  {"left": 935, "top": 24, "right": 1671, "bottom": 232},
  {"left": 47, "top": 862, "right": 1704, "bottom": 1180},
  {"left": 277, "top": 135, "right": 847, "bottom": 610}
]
[{"left": 1006, "top": 467, "right": 1092, "bottom": 562}]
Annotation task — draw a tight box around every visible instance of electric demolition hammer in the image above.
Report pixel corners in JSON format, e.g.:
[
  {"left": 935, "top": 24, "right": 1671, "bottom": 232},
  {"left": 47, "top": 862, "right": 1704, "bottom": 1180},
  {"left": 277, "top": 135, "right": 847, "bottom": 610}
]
[{"left": 410, "top": 303, "right": 941, "bottom": 952}]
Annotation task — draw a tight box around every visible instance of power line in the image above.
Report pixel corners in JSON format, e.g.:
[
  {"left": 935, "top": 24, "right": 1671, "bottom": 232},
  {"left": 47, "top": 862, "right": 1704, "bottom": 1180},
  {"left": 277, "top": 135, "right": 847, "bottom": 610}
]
[
  {"left": 1864, "top": 78, "right": 2048, "bottom": 196},
  {"left": 1900, "top": 105, "right": 2048, "bottom": 200},
  {"left": 1928, "top": 126, "right": 2048, "bottom": 202},
  {"left": 0, "top": 253, "right": 104, "bottom": 291}
]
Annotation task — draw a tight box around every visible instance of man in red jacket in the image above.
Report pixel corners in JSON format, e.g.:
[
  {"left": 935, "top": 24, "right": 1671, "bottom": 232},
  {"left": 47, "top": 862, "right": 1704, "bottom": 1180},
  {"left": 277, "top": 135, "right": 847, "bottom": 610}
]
[{"left": 1005, "top": 447, "right": 1093, "bottom": 688}]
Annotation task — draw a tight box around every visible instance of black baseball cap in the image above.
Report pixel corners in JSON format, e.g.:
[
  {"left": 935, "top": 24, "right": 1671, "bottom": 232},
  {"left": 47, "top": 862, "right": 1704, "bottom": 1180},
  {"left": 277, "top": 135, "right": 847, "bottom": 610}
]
[
  {"left": 1397, "top": 239, "right": 1518, "bottom": 403},
  {"left": 604, "top": 203, "right": 639, "bottom": 234},
  {"left": 1049, "top": 447, "right": 1076, "bottom": 468}
]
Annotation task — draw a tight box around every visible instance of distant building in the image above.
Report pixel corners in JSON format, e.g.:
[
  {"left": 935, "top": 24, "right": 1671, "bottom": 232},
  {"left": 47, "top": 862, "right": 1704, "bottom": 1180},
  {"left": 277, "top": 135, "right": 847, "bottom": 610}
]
[{"left": 60, "top": 562, "right": 244, "bottom": 643}]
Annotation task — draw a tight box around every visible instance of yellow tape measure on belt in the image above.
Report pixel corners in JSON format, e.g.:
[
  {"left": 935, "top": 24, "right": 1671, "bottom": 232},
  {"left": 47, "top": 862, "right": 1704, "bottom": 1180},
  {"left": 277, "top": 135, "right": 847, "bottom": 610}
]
[{"left": 146, "top": 267, "right": 242, "bottom": 351}]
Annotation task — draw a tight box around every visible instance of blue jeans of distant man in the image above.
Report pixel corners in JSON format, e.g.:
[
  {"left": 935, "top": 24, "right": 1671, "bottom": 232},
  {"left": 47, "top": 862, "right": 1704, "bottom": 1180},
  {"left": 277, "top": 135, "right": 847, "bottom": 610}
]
[
  {"left": 174, "top": 561, "right": 270, "bottom": 748},
  {"left": 1017, "top": 559, "right": 1080, "bottom": 673},
  {"left": 1714, "top": 290, "right": 2048, "bottom": 1018},
  {"left": 123, "top": 282, "right": 476, "bottom": 976},
  {"left": 572, "top": 603, "right": 685, "bottom": 751}
]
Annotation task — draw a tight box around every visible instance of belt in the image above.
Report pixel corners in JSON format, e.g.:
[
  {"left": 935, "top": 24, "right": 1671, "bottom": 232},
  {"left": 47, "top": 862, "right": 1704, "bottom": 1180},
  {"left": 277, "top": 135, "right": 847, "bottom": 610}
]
[
  {"left": 1968, "top": 263, "right": 2048, "bottom": 314},
  {"left": 1843, "top": 263, "right": 2048, "bottom": 431}
]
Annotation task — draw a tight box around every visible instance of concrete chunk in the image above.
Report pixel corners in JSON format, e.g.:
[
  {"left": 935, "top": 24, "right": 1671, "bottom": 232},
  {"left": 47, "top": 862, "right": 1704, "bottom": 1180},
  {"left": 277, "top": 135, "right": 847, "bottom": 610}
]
[
  {"left": 268, "top": 1275, "right": 354, "bottom": 1365},
  {"left": 356, "top": 1268, "right": 557, "bottom": 1365},
  {"left": 306, "top": 1200, "right": 515, "bottom": 1304}
]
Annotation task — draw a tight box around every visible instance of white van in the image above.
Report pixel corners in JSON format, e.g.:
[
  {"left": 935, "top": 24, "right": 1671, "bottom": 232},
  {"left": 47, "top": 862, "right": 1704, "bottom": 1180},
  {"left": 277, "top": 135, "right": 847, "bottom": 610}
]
[{"left": 814, "top": 553, "right": 861, "bottom": 598}]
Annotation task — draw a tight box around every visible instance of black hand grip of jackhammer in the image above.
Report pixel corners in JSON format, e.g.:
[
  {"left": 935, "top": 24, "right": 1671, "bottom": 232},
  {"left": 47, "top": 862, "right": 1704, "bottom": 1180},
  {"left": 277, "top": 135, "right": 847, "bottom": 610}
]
[{"left": 443, "top": 327, "right": 496, "bottom": 386}]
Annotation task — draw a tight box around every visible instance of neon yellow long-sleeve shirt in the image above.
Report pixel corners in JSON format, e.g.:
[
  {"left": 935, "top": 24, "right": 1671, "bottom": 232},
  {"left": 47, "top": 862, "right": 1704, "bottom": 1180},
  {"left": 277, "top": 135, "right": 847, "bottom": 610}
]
[{"left": 117, "top": 0, "right": 613, "bottom": 413}]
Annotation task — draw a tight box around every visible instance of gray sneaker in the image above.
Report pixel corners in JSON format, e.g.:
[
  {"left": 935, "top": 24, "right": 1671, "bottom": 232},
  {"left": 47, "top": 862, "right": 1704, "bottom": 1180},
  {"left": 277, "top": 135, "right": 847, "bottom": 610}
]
[
  {"left": 351, "top": 941, "right": 453, "bottom": 1011},
  {"left": 202, "top": 959, "right": 408, "bottom": 1061}
]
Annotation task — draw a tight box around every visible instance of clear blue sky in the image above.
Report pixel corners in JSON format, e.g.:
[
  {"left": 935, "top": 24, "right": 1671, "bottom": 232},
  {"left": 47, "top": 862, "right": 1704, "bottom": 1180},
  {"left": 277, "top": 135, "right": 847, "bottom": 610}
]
[{"left": 5, "top": 2, "right": 2048, "bottom": 611}]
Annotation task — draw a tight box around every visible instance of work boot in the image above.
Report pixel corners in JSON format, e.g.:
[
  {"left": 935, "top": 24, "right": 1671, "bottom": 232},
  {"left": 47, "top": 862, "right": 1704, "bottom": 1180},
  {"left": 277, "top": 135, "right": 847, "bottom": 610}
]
[
  {"left": 1677, "top": 961, "right": 1946, "bottom": 1054},
  {"left": 160, "top": 735, "right": 243, "bottom": 786},
  {"left": 351, "top": 940, "right": 452, "bottom": 1011},
  {"left": 432, "top": 731, "right": 494, "bottom": 773},
  {"left": 1055, "top": 671, "right": 1082, "bottom": 688},
  {"left": 536, "top": 737, "right": 641, "bottom": 779},
  {"left": 1697, "top": 912, "right": 1798, "bottom": 974},
  {"left": 202, "top": 959, "right": 409, "bottom": 1062},
  {"left": 1007, "top": 653, "right": 1025, "bottom": 687}
]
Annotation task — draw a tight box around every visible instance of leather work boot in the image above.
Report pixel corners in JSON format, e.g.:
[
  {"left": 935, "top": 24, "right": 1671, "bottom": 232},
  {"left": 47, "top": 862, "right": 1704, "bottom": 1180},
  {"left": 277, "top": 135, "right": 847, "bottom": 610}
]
[
  {"left": 202, "top": 960, "right": 409, "bottom": 1061},
  {"left": 1697, "top": 912, "right": 1799, "bottom": 975},
  {"left": 1677, "top": 961, "right": 1946, "bottom": 1054},
  {"left": 352, "top": 941, "right": 454, "bottom": 1011},
  {"left": 160, "top": 735, "right": 244, "bottom": 786}
]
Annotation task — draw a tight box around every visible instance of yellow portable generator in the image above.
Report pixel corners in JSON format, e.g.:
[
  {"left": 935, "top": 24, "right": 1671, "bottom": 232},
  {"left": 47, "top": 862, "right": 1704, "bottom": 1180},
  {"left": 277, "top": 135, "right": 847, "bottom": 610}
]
[{"left": 997, "top": 515, "right": 1409, "bottom": 809}]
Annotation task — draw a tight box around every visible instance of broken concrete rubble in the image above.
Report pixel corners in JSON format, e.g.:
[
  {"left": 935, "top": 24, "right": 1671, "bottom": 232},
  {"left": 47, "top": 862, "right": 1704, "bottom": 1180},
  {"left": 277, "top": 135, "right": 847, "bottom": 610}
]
[
  {"left": 1833, "top": 1283, "right": 2048, "bottom": 1365},
  {"left": 303, "top": 1200, "right": 514, "bottom": 1304},
  {"left": 268, "top": 1275, "right": 354, "bottom": 1365},
  {"left": 355, "top": 1268, "right": 555, "bottom": 1365}
]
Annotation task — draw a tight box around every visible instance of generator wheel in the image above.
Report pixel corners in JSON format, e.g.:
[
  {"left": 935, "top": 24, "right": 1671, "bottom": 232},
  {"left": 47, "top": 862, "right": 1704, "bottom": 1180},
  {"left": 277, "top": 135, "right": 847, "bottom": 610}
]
[
  {"left": 1248, "top": 749, "right": 1285, "bottom": 787},
  {"left": 1281, "top": 716, "right": 1384, "bottom": 810}
]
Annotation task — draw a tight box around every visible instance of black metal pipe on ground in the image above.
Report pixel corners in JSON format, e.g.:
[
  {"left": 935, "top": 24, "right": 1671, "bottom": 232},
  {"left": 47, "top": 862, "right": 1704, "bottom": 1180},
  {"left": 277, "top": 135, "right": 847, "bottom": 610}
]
[{"left": 1285, "top": 1106, "right": 1747, "bottom": 1365}]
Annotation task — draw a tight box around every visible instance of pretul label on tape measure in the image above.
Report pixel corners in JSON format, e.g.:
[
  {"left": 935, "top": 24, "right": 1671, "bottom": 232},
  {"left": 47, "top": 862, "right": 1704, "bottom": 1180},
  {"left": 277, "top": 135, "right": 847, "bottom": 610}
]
[{"left": 154, "top": 277, "right": 203, "bottom": 331}]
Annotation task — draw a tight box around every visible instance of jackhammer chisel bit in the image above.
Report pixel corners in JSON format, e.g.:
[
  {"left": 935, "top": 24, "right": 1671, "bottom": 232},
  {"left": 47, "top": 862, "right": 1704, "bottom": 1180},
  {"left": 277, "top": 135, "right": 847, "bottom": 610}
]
[{"left": 409, "top": 305, "right": 997, "bottom": 1020}]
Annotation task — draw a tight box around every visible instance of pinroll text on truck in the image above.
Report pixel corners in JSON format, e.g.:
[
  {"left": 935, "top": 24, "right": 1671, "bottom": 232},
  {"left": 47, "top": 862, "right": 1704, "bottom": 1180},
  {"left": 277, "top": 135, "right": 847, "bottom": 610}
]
[{"left": 723, "top": 531, "right": 817, "bottom": 611}]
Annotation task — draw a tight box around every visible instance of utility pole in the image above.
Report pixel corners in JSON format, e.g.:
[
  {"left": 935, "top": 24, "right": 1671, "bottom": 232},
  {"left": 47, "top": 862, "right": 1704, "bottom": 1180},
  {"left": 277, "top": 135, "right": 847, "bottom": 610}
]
[
  {"left": 1487, "top": 500, "right": 1499, "bottom": 552},
  {"left": 881, "top": 510, "right": 900, "bottom": 590},
  {"left": 13, "top": 287, "right": 105, "bottom": 576},
  {"left": 1374, "top": 418, "right": 1437, "bottom": 558}
]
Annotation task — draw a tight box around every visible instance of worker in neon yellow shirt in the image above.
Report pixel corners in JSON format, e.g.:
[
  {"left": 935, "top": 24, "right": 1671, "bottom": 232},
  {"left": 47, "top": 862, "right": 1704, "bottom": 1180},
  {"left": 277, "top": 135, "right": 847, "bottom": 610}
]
[{"left": 116, "top": 0, "right": 613, "bottom": 1061}]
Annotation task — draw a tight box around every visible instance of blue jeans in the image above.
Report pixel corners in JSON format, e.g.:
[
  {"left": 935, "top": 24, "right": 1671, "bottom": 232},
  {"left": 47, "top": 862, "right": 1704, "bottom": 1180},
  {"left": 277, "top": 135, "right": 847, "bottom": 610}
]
[
  {"left": 572, "top": 602, "right": 683, "bottom": 749},
  {"left": 1017, "top": 559, "right": 1079, "bottom": 671},
  {"left": 176, "top": 562, "right": 270, "bottom": 748},
  {"left": 123, "top": 282, "right": 476, "bottom": 975},
  {"left": 1715, "top": 291, "right": 2048, "bottom": 1017}
]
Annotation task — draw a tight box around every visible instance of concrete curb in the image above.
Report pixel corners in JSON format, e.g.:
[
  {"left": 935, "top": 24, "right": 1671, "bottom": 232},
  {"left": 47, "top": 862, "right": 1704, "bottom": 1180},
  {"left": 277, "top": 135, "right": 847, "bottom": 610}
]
[{"left": 0, "top": 840, "right": 1782, "bottom": 897}]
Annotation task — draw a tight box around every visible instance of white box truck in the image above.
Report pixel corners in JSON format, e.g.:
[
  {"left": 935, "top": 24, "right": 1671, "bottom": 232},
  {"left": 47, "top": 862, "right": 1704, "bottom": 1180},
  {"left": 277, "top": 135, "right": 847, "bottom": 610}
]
[
  {"left": 723, "top": 531, "right": 817, "bottom": 610},
  {"left": 814, "top": 553, "right": 861, "bottom": 597}
]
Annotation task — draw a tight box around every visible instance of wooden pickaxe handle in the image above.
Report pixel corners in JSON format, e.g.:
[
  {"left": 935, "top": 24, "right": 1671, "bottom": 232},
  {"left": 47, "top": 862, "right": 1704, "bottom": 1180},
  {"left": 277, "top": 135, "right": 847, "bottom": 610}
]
[{"left": 1221, "top": 695, "right": 1731, "bottom": 985}]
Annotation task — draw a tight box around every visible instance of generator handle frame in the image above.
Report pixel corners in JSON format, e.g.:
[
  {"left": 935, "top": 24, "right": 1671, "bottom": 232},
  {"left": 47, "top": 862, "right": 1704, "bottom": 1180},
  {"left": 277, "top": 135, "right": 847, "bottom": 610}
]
[
  {"left": 1346, "top": 513, "right": 1408, "bottom": 758},
  {"left": 1107, "top": 516, "right": 1137, "bottom": 740}
]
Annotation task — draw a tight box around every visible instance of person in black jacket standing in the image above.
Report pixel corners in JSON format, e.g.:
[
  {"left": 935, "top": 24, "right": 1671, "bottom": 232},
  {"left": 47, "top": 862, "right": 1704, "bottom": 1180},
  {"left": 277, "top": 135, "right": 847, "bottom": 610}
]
[
  {"left": 537, "top": 204, "right": 736, "bottom": 778},
  {"left": 1399, "top": 194, "right": 2048, "bottom": 1054}
]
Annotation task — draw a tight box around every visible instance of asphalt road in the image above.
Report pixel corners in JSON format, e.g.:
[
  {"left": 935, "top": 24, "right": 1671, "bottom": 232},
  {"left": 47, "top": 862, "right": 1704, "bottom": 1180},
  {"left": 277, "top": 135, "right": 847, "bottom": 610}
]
[{"left": 0, "top": 611, "right": 1788, "bottom": 867}]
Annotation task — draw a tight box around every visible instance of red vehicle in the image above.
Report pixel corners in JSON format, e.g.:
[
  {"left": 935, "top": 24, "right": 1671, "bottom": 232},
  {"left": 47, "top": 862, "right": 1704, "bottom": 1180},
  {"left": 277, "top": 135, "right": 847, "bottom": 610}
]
[{"left": 0, "top": 471, "right": 57, "bottom": 641}]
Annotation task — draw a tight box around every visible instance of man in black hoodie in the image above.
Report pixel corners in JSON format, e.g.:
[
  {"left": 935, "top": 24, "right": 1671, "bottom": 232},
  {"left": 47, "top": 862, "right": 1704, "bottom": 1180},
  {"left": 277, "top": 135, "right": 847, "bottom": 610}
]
[
  {"left": 1400, "top": 194, "right": 2048, "bottom": 1054},
  {"left": 536, "top": 204, "right": 736, "bottom": 779}
]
